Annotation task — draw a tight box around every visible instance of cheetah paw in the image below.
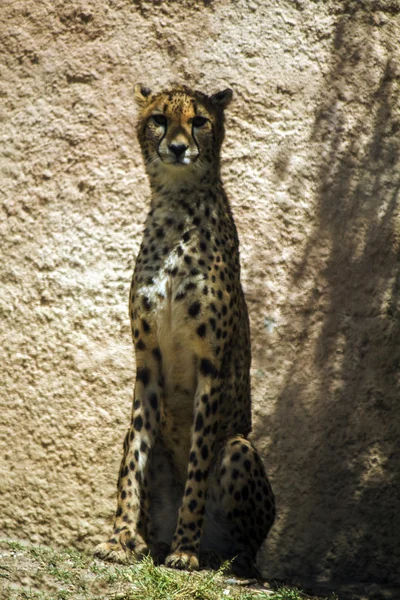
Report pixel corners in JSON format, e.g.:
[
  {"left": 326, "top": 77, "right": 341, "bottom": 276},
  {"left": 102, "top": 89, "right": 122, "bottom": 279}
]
[
  {"left": 165, "top": 550, "right": 199, "bottom": 571},
  {"left": 150, "top": 542, "right": 170, "bottom": 566},
  {"left": 94, "top": 536, "right": 149, "bottom": 564}
]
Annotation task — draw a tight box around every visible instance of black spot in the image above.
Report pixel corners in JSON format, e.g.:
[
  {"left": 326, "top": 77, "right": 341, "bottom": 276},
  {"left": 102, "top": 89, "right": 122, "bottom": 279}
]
[
  {"left": 211, "top": 400, "right": 218, "bottom": 414},
  {"left": 129, "top": 460, "right": 135, "bottom": 470},
  {"left": 200, "top": 358, "right": 217, "bottom": 378},
  {"left": 201, "top": 445, "right": 209, "bottom": 461},
  {"left": 140, "top": 440, "right": 148, "bottom": 453},
  {"left": 183, "top": 231, "right": 191, "bottom": 243},
  {"left": 142, "top": 319, "right": 151, "bottom": 333},
  {"left": 137, "top": 367, "right": 150, "bottom": 386},
  {"left": 195, "top": 413, "right": 204, "bottom": 431},
  {"left": 149, "top": 393, "right": 158, "bottom": 410},
  {"left": 189, "top": 451, "right": 198, "bottom": 465},
  {"left": 134, "top": 415, "right": 143, "bottom": 431},
  {"left": 244, "top": 460, "right": 252, "bottom": 473},
  {"left": 189, "top": 301, "right": 201, "bottom": 318},
  {"left": 181, "top": 536, "right": 190, "bottom": 544},
  {"left": 193, "top": 217, "right": 201, "bottom": 226},
  {"left": 185, "top": 486, "right": 192, "bottom": 496},
  {"left": 152, "top": 347, "right": 162, "bottom": 361},
  {"left": 203, "top": 286, "right": 208, "bottom": 295},
  {"left": 190, "top": 268, "right": 200, "bottom": 276},
  {"left": 134, "top": 329, "right": 139, "bottom": 338},
  {"left": 134, "top": 450, "right": 139, "bottom": 461},
  {"left": 241, "top": 445, "right": 249, "bottom": 454},
  {"left": 177, "top": 246, "right": 184, "bottom": 256},
  {"left": 136, "top": 339, "right": 146, "bottom": 351},
  {"left": 189, "top": 499, "right": 198, "bottom": 512},
  {"left": 241, "top": 485, "right": 249, "bottom": 500},
  {"left": 142, "top": 296, "right": 152, "bottom": 311},
  {"left": 116, "top": 507, "right": 122, "bottom": 517},
  {"left": 201, "top": 394, "right": 209, "bottom": 403},
  {"left": 197, "top": 323, "right": 206, "bottom": 337},
  {"left": 184, "top": 254, "right": 192, "bottom": 265},
  {"left": 123, "top": 466, "right": 129, "bottom": 477},
  {"left": 156, "top": 227, "right": 165, "bottom": 238},
  {"left": 121, "top": 490, "right": 127, "bottom": 500}
]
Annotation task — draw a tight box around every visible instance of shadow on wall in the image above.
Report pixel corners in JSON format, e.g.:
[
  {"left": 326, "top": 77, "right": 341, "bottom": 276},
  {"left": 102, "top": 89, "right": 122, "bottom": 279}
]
[{"left": 254, "top": 7, "right": 400, "bottom": 586}]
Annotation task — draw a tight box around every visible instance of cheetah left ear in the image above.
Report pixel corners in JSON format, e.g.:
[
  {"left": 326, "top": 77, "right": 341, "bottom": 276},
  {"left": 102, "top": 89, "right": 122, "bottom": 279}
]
[
  {"left": 209, "top": 88, "right": 233, "bottom": 109},
  {"left": 134, "top": 83, "right": 153, "bottom": 106}
]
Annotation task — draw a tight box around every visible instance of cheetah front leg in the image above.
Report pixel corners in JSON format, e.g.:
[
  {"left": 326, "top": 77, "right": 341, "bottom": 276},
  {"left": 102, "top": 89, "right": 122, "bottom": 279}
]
[
  {"left": 165, "top": 358, "right": 221, "bottom": 571},
  {"left": 95, "top": 344, "right": 162, "bottom": 563}
]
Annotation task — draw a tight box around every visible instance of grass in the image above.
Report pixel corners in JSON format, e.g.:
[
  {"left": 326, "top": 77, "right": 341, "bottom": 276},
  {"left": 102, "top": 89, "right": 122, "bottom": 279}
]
[{"left": 0, "top": 540, "right": 336, "bottom": 600}]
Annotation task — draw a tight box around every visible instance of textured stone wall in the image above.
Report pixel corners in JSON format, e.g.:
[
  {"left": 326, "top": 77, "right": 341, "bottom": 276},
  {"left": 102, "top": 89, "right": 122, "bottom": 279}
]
[{"left": 1, "top": 0, "right": 399, "bottom": 590}]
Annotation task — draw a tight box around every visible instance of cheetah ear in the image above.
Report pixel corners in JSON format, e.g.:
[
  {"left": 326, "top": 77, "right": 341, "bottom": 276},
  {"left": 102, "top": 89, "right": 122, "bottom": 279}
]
[
  {"left": 134, "top": 83, "right": 153, "bottom": 106},
  {"left": 209, "top": 88, "right": 233, "bottom": 109}
]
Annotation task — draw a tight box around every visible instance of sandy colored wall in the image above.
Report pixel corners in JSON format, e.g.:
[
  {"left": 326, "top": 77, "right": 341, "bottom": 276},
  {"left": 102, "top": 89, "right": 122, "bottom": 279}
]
[{"left": 1, "top": 0, "right": 400, "bottom": 589}]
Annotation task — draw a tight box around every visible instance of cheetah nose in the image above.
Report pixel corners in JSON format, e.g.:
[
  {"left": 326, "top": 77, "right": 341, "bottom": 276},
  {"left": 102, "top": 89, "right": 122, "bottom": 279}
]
[{"left": 168, "top": 143, "right": 188, "bottom": 158}]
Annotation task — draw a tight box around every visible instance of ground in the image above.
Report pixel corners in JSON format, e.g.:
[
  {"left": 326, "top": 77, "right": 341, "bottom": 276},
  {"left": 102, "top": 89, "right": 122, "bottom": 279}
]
[{"left": 0, "top": 540, "right": 334, "bottom": 600}]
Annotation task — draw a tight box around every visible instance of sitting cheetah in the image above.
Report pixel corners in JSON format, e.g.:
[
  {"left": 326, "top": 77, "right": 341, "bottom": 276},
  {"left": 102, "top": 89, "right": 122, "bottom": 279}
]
[{"left": 95, "top": 84, "right": 275, "bottom": 577}]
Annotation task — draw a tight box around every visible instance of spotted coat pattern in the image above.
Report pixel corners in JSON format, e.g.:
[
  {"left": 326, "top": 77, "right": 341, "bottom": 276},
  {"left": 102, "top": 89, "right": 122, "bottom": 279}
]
[{"left": 95, "top": 85, "right": 275, "bottom": 577}]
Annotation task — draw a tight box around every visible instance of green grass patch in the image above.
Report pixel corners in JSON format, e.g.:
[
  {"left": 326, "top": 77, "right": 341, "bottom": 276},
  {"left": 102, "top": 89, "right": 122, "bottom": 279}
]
[{"left": 0, "top": 539, "right": 335, "bottom": 600}]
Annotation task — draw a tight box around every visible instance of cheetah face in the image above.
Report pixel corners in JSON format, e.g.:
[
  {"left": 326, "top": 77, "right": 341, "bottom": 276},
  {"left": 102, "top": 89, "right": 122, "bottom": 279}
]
[
  {"left": 148, "top": 109, "right": 206, "bottom": 167},
  {"left": 134, "top": 85, "right": 232, "bottom": 183}
]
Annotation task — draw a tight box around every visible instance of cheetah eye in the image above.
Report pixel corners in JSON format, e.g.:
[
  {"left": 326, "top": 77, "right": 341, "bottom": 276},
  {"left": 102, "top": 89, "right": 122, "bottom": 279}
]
[
  {"left": 192, "top": 116, "right": 208, "bottom": 128},
  {"left": 152, "top": 114, "right": 167, "bottom": 126}
]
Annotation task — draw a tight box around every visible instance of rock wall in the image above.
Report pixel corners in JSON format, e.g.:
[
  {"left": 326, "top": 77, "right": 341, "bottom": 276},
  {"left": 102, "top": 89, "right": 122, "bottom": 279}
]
[{"left": 1, "top": 0, "right": 399, "bottom": 590}]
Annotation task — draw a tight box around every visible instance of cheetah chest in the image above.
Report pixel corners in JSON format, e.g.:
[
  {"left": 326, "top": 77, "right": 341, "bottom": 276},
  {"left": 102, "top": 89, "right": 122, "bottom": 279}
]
[{"left": 138, "top": 260, "right": 202, "bottom": 415}]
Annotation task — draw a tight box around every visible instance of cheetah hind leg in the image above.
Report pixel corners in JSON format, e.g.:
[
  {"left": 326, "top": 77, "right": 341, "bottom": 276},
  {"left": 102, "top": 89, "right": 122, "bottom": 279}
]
[{"left": 201, "top": 435, "right": 276, "bottom": 579}]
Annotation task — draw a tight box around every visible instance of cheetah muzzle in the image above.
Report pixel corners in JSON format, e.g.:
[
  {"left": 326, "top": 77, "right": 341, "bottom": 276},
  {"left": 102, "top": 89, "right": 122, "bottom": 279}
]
[{"left": 95, "top": 84, "right": 275, "bottom": 578}]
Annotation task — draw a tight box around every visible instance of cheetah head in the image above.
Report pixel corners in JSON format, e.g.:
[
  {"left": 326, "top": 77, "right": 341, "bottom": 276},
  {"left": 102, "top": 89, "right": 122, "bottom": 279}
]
[{"left": 134, "top": 84, "right": 232, "bottom": 186}]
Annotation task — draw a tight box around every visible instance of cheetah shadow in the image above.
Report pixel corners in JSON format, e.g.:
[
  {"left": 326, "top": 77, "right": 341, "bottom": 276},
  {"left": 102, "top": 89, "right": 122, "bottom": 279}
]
[{"left": 250, "top": 7, "right": 400, "bottom": 593}]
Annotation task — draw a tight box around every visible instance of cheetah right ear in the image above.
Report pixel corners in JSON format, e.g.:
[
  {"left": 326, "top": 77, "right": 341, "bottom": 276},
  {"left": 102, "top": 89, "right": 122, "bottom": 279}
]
[{"left": 134, "top": 84, "right": 153, "bottom": 106}]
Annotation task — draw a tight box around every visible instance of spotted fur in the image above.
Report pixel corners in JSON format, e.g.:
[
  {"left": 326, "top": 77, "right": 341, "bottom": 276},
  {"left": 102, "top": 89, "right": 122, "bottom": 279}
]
[{"left": 95, "top": 85, "right": 275, "bottom": 577}]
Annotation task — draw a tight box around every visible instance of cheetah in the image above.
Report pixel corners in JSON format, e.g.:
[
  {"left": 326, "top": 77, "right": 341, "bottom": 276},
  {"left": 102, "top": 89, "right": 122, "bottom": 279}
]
[{"left": 95, "top": 84, "right": 275, "bottom": 577}]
